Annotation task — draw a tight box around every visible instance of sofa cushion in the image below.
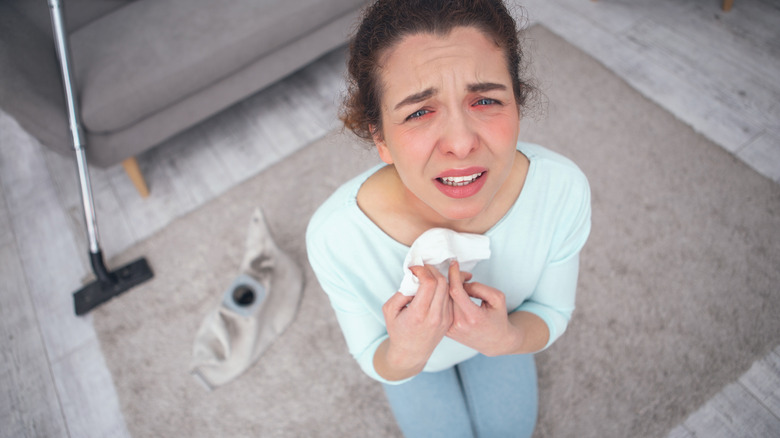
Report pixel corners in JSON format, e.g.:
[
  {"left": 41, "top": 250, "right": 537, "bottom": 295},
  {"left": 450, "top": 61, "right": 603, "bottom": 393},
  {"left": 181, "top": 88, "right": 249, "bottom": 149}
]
[{"left": 70, "top": 0, "right": 365, "bottom": 133}]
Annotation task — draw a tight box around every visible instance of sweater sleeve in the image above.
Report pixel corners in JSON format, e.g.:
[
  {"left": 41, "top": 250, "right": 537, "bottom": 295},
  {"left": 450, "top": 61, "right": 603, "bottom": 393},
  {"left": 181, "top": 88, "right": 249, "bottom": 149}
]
[
  {"left": 310, "top": 261, "right": 394, "bottom": 383},
  {"left": 515, "top": 254, "right": 581, "bottom": 349},
  {"left": 514, "top": 162, "right": 591, "bottom": 349},
  {"left": 306, "top": 206, "right": 412, "bottom": 385}
]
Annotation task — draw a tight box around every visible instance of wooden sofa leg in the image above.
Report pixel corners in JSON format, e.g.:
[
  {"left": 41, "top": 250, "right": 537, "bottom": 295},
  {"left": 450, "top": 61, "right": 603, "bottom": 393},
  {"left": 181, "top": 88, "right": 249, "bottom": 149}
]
[
  {"left": 122, "top": 157, "right": 150, "bottom": 198},
  {"left": 722, "top": 0, "right": 734, "bottom": 12}
]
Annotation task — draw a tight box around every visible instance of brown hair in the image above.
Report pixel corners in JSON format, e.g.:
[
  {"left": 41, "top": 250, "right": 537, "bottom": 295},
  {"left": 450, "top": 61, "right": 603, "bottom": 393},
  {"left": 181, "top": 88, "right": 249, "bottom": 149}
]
[{"left": 341, "top": 0, "right": 534, "bottom": 141}]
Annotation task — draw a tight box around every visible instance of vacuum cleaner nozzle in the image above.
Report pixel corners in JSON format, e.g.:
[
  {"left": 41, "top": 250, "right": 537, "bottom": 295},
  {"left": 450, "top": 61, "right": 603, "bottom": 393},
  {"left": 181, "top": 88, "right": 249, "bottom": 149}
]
[{"left": 73, "top": 255, "right": 154, "bottom": 316}]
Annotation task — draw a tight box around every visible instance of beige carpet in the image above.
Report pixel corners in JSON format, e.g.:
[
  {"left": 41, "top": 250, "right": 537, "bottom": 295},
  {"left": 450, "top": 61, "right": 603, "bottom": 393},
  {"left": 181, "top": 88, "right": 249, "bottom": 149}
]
[{"left": 95, "top": 25, "right": 780, "bottom": 437}]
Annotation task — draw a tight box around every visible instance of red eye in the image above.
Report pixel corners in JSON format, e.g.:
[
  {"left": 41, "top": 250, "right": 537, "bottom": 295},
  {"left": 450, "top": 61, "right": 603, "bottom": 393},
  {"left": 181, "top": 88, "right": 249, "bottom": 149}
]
[
  {"left": 406, "top": 109, "right": 431, "bottom": 121},
  {"left": 474, "top": 98, "right": 499, "bottom": 106}
]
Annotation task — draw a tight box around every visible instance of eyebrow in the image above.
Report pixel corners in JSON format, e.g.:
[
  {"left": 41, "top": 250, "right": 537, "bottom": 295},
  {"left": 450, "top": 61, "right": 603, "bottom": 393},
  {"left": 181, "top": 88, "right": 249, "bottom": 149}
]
[
  {"left": 394, "top": 88, "right": 437, "bottom": 111},
  {"left": 468, "top": 82, "right": 507, "bottom": 93},
  {"left": 393, "top": 82, "right": 508, "bottom": 111}
]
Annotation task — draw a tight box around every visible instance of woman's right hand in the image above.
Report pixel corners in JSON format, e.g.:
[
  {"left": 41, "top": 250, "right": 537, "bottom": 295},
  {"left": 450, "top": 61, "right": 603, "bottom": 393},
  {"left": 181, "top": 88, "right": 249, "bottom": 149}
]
[{"left": 374, "top": 264, "right": 454, "bottom": 381}]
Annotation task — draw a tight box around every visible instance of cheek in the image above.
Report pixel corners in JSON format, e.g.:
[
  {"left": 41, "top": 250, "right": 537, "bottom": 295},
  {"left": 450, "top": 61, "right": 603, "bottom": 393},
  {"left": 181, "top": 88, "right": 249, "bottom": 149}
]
[
  {"left": 482, "top": 111, "right": 520, "bottom": 144},
  {"left": 388, "top": 128, "right": 436, "bottom": 164}
]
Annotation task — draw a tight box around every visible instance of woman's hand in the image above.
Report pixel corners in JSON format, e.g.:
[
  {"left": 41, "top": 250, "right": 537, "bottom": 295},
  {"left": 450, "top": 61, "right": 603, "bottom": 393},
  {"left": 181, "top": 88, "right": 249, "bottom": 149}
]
[
  {"left": 446, "top": 261, "right": 523, "bottom": 357},
  {"left": 374, "top": 264, "right": 454, "bottom": 380},
  {"left": 375, "top": 261, "right": 548, "bottom": 381}
]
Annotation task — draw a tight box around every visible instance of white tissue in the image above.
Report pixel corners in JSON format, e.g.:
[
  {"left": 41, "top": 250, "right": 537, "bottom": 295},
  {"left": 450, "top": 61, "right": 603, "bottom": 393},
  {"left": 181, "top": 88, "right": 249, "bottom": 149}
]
[{"left": 398, "top": 228, "right": 491, "bottom": 296}]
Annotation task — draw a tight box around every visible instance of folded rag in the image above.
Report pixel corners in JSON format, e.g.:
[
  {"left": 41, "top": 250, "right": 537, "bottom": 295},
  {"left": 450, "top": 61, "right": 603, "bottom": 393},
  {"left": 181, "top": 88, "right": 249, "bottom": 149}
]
[
  {"left": 190, "top": 208, "right": 303, "bottom": 390},
  {"left": 398, "top": 228, "right": 491, "bottom": 296}
]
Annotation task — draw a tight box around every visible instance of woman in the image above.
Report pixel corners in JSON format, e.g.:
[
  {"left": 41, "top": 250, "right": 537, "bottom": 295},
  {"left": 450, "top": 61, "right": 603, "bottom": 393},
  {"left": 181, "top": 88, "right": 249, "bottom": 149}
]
[{"left": 306, "top": 0, "right": 591, "bottom": 436}]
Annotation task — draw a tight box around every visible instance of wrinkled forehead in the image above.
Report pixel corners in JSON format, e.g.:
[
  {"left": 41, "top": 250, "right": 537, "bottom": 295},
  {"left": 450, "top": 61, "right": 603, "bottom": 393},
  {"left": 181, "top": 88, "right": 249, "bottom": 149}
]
[
  {"left": 376, "top": 25, "right": 504, "bottom": 68},
  {"left": 375, "top": 27, "right": 511, "bottom": 102}
]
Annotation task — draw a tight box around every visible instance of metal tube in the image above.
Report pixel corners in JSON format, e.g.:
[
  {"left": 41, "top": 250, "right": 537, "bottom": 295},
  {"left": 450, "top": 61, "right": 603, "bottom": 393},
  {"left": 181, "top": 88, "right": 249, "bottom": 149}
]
[{"left": 48, "top": 0, "right": 101, "bottom": 254}]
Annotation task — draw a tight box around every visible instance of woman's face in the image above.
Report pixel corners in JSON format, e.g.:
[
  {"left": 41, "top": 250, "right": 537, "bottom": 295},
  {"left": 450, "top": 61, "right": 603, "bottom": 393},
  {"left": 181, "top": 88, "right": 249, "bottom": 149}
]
[{"left": 373, "top": 26, "right": 521, "bottom": 224}]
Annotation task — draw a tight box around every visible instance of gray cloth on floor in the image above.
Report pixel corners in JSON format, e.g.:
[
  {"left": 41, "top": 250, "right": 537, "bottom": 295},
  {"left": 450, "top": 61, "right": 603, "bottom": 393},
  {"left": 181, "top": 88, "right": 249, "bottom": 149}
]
[{"left": 190, "top": 208, "right": 303, "bottom": 389}]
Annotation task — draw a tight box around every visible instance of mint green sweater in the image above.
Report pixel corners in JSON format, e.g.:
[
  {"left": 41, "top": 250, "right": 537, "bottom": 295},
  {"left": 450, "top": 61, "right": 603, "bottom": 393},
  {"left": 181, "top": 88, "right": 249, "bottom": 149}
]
[{"left": 306, "top": 142, "right": 591, "bottom": 384}]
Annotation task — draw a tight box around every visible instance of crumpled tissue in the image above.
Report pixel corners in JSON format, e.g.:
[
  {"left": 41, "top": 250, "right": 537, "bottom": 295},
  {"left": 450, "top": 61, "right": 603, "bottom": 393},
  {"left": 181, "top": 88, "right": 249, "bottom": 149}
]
[{"left": 398, "top": 228, "right": 491, "bottom": 296}]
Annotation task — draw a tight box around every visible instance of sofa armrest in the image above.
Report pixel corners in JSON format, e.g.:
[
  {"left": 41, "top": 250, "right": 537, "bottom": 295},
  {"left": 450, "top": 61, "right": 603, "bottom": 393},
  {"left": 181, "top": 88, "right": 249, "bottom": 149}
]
[{"left": 0, "top": 1, "right": 70, "bottom": 155}]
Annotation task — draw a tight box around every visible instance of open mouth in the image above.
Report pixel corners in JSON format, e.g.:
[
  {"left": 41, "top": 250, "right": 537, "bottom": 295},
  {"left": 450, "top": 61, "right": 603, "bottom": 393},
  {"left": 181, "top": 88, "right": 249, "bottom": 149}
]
[{"left": 437, "top": 172, "right": 484, "bottom": 187}]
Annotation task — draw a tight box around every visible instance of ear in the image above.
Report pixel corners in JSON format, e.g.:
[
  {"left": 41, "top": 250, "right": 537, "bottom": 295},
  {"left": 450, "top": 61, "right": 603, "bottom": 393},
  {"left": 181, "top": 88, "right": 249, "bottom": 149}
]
[{"left": 371, "top": 125, "right": 394, "bottom": 164}]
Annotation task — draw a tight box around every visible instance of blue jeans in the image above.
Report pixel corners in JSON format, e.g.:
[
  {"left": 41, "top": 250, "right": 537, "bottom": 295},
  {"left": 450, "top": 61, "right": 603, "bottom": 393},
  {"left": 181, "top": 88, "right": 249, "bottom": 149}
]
[{"left": 382, "top": 353, "right": 538, "bottom": 438}]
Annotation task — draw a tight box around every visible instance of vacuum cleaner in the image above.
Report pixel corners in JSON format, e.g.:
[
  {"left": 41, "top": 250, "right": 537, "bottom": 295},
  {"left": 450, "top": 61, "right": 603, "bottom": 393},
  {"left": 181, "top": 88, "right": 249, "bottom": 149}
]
[{"left": 48, "top": 0, "right": 154, "bottom": 316}]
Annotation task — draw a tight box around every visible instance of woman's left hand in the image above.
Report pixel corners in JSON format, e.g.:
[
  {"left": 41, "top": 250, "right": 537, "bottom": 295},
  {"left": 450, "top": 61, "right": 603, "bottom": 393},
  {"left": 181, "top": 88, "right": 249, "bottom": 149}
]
[{"left": 445, "top": 261, "right": 522, "bottom": 356}]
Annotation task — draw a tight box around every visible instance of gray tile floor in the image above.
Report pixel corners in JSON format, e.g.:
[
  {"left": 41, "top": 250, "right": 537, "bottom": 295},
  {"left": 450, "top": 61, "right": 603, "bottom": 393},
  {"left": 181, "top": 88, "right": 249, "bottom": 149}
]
[{"left": 1, "top": 0, "right": 778, "bottom": 436}]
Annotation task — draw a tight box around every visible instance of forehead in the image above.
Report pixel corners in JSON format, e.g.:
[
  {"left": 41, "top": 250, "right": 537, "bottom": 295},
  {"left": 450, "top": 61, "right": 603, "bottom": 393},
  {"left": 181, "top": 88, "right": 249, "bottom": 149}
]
[{"left": 378, "top": 27, "right": 510, "bottom": 100}]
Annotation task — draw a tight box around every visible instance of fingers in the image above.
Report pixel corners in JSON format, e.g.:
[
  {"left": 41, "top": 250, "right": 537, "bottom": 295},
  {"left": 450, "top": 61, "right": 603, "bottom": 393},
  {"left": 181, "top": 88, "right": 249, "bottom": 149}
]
[
  {"left": 448, "top": 261, "right": 478, "bottom": 309},
  {"left": 428, "top": 267, "right": 453, "bottom": 321},
  {"left": 448, "top": 260, "right": 461, "bottom": 284},
  {"left": 408, "top": 264, "right": 449, "bottom": 312},
  {"left": 446, "top": 260, "right": 473, "bottom": 285},
  {"left": 408, "top": 265, "right": 436, "bottom": 303},
  {"left": 382, "top": 291, "right": 414, "bottom": 317},
  {"left": 406, "top": 262, "right": 479, "bottom": 317},
  {"left": 462, "top": 282, "right": 502, "bottom": 304}
]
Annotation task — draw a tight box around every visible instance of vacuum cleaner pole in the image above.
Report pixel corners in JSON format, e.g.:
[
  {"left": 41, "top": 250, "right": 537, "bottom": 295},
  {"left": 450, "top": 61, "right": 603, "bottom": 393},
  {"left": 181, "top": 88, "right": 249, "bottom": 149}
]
[
  {"left": 48, "top": 0, "right": 153, "bottom": 315},
  {"left": 48, "top": 0, "right": 109, "bottom": 281}
]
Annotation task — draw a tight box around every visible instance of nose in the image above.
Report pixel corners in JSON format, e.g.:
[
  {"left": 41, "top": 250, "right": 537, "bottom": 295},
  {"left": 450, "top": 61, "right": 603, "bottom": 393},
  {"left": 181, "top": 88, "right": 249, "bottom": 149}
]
[{"left": 436, "top": 109, "right": 478, "bottom": 159}]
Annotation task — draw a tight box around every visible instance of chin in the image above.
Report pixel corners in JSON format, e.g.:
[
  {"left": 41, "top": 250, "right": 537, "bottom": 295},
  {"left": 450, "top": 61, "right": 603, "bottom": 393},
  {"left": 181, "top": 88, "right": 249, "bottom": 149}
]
[{"left": 436, "top": 202, "right": 486, "bottom": 223}]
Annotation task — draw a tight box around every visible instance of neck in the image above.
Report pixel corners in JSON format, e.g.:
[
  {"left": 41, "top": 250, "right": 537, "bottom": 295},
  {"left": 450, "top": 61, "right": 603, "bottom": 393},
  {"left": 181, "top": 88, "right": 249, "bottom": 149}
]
[{"left": 396, "top": 151, "right": 529, "bottom": 235}]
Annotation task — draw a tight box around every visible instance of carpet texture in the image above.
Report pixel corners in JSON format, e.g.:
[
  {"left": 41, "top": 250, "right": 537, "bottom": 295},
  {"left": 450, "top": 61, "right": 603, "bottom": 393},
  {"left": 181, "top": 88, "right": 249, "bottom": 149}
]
[{"left": 94, "top": 25, "right": 780, "bottom": 437}]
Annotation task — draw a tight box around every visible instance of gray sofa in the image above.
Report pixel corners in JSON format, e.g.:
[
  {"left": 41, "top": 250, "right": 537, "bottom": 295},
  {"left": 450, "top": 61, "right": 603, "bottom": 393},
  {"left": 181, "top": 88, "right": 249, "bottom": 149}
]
[{"left": 0, "top": 0, "right": 365, "bottom": 196}]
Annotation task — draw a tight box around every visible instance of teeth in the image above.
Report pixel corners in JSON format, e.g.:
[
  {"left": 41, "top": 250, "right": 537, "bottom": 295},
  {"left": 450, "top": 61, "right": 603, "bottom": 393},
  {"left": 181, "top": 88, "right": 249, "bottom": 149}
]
[{"left": 439, "top": 172, "right": 483, "bottom": 186}]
